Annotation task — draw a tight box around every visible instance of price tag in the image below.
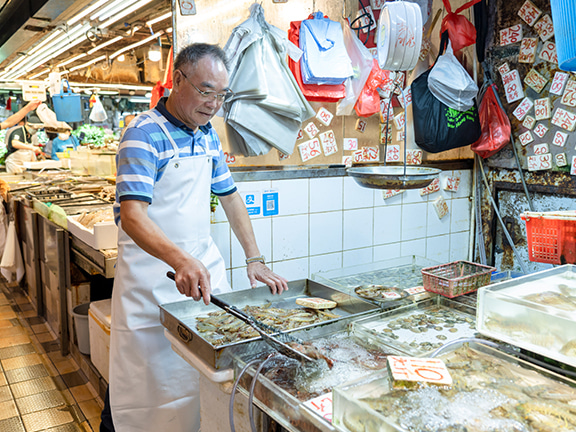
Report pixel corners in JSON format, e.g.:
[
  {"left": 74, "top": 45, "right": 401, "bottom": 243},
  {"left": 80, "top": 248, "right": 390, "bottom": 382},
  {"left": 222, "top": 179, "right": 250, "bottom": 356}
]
[
  {"left": 303, "top": 392, "right": 332, "bottom": 422},
  {"left": 343, "top": 138, "right": 358, "bottom": 151},
  {"left": 556, "top": 153, "right": 568, "bottom": 167},
  {"left": 398, "top": 87, "right": 412, "bottom": 108},
  {"left": 353, "top": 149, "right": 365, "bottom": 163},
  {"left": 304, "top": 122, "right": 319, "bottom": 139},
  {"left": 388, "top": 356, "right": 453, "bottom": 387},
  {"left": 356, "top": 119, "right": 367, "bottom": 133},
  {"left": 498, "top": 62, "right": 511, "bottom": 76},
  {"left": 550, "top": 72, "right": 568, "bottom": 95},
  {"left": 561, "top": 80, "right": 576, "bottom": 107},
  {"left": 342, "top": 155, "right": 353, "bottom": 167},
  {"left": 518, "top": 0, "right": 542, "bottom": 26},
  {"left": 500, "top": 24, "right": 523, "bottom": 46},
  {"left": 382, "top": 189, "right": 404, "bottom": 199},
  {"left": 382, "top": 291, "right": 402, "bottom": 299},
  {"left": 319, "top": 130, "right": 338, "bottom": 156},
  {"left": 528, "top": 153, "right": 552, "bottom": 171},
  {"left": 278, "top": 151, "right": 290, "bottom": 160},
  {"left": 224, "top": 152, "right": 236, "bottom": 165},
  {"left": 420, "top": 178, "right": 440, "bottom": 196},
  {"left": 298, "top": 138, "right": 322, "bottom": 162},
  {"left": 380, "top": 79, "right": 394, "bottom": 99},
  {"left": 552, "top": 108, "right": 576, "bottom": 132},
  {"left": 534, "top": 143, "right": 549, "bottom": 155},
  {"left": 397, "top": 131, "right": 405, "bottom": 142},
  {"left": 380, "top": 99, "right": 393, "bottom": 121},
  {"left": 519, "top": 37, "right": 538, "bottom": 63},
  {"left": 393, "top": 72, "right": 406, "bottom": 95},
  {"left": 356, "top": 5, "right": 377, "bottom": 33},
  {"left": 571, "top": 156, "right": 576, "bottom": 176},
  {"left": 523, "top": 115, "right": 536, "bottom": 129},
  {"left": 533, "top": 123, "right": 548, "bottom": 138},
  {"left": 380, "top": 123, "right": 393, "bottom": 144},
  {"left": 444, "top": 176, "right": 461, "bottom": 192},
  {"left": 433, "top": 196, "right": 449, "bottom": 219},
  {"left": 512, "top": 97, "right": 533, "bottom": 120},
  {"left": 419, "top": 37, "right": 431, "bottom": 62},
  {"left": 316, "top": 107, "right": 334, "bottom": 126},
  {"left": 552, "top": 131, "right": 568, "bottom": 147},
  {"left": 406, "top": 149, "right": 422, "bottom": 165},
  {"left": 385, "top": 145, "right": 401, "bottom": 162},
  {"left": 502, "top": 70, "right": 524, "bottom": 103},
  {"left": 533, "top": 14, "right": 554, "bottom": 41},
  {"left": 404, "top": 286, "right": 425, "bottom": 295},
  {"left": 370, "top": 0, "right": 386, "bottom": 10},
  {"left": 534, "top": 97, "right": 551, "bottom": 120},
  {"left": 524, "top": 68, "right": 548, "bottom": 93},
  {"left": 539, "top": 41, "right": 558, "bottom": 64},
  {"left": 519, "top": 131, "right": 534, "bottom": 146},
  {"left": 394, "top": 112, "right": 405, "bottom": 130},
  {"left": 296, "top": 129, "right": 304, "bottom": 140},
  {"left": 363, "top": 146, "right": 380, "bottom": 162}
]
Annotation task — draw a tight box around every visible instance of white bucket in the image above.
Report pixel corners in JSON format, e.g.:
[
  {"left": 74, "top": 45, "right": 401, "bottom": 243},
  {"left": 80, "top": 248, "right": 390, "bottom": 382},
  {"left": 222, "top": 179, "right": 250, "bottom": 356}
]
[{"left": 73, "top": 303, "right": 91, "bottom": 355}]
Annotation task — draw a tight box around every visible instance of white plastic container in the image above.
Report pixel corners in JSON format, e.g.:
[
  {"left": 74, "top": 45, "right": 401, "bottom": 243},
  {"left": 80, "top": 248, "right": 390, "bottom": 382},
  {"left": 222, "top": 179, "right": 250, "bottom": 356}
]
[
  {"left": 88, "top": 299, "right": 112, "bottom": 382},
  {"left": 67, "top": 215, "right": 118, "bottom": 250}
]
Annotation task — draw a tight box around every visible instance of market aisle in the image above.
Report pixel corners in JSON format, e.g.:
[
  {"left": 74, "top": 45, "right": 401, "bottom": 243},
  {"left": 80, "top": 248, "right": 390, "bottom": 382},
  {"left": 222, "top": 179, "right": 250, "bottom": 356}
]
[{"left": 0, "top": 280, "right": 102, "bottom": 432}]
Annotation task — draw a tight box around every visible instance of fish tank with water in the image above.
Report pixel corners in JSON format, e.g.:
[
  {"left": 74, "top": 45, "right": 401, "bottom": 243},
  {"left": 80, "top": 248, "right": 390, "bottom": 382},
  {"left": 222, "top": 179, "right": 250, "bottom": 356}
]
[{"left": 477, "top": 264, "right": 576, "bottom": 368}]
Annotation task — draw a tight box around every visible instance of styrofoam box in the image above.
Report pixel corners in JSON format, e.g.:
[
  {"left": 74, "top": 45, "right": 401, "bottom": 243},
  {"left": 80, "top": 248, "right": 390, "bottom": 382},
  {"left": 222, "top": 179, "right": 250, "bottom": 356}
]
[
  {"left": 23, "top": 160, "right": 62, "bottom": 170},
  {"left": 67, "top": 215, "right": 117, "bottom": 250},
  {"left": 89, "top": 299, "right": 111, "bottom": 383}
]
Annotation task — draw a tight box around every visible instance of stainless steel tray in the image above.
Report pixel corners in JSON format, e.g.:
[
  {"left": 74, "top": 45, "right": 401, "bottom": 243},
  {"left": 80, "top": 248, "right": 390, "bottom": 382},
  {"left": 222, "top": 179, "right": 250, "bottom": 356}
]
[
  {"left": 347, "top": 166, "right": 441, "bottom": 190},
  {"left": 159, "top": 279, "right": 379, "bottom": 370}
]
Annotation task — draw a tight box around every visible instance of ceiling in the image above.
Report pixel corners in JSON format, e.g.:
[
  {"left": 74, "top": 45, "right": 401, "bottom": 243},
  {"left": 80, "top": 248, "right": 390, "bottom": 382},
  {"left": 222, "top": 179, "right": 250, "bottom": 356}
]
[{"left": 0, "top": 0, "right": 172, "bottom": 89}]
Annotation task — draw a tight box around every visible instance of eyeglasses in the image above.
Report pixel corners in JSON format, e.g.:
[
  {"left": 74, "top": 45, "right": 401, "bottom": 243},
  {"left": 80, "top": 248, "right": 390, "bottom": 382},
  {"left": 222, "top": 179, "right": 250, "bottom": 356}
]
[{"left": 178, "top": 69, "right": 233, "bottom": 103}]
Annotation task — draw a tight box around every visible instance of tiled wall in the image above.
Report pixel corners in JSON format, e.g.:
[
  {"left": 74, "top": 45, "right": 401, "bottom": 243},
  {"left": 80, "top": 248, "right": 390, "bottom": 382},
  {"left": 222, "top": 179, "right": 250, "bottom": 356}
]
[{"left": 211, "top": 170, "right": 473, "bottom": 290}]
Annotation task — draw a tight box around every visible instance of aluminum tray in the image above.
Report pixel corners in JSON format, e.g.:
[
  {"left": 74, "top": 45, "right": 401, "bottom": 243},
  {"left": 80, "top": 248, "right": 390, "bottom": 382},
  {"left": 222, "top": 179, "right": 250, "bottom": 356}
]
[{"left": 159, "top": 279, "right": 379, "bottom": 370}]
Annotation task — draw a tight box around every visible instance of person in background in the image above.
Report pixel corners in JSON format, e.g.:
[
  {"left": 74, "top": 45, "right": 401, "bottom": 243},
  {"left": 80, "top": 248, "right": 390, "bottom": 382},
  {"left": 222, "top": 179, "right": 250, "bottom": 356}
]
[
  {"left": 100, "top": 43, "right": 288, "bottom": 432},
  {"left": 50, "top": 129, "right": 79, "bottom": 160},
  {"left": 4, "top": 114, "right": 43, "bottom": 174},
  {"left": 43, "top": 132, "right": 58, "bottom": 158},
  {"left": 1, "top": 100, "right": 41, "bottom": 130},
  {"left": 119, "top": 113, "right": 136, "bottom": 139}
]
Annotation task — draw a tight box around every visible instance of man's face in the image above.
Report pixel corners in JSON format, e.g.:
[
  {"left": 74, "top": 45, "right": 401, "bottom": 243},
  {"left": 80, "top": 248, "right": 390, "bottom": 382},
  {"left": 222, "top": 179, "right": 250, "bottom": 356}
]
[{"left": 172, "top": 56, "right": 229, "bottom": 130}]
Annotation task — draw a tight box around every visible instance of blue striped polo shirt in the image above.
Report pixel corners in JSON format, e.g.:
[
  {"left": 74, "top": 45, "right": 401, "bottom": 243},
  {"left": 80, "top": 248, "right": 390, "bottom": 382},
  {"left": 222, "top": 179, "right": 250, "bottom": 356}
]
[{"left": 113, "top": 97, "right": 236, "bottom": 224}]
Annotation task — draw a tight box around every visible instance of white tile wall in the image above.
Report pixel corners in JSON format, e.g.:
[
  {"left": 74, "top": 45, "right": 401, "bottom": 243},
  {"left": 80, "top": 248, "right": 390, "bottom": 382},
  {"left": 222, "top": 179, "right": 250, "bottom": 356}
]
[{"left": 219, "top": 170, "right": 474, "bottom": 289}]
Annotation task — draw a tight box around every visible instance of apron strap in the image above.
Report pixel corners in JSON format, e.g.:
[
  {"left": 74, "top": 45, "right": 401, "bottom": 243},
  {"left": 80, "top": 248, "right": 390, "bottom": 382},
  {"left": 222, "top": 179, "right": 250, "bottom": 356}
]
[{"left": 147, "top": 110, "right": 182, "bottom": 159}]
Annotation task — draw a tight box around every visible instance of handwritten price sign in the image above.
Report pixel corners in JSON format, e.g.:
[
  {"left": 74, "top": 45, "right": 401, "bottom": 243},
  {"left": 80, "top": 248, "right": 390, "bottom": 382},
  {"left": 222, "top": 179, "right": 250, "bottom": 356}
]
[
  {"left": 528, "top": 154, "right": 552, "bottom": 171},
  {"left": 397, "top": 131, "right": 405, "bottom": 141},
  {"left": 433, "top": 196, "right": 449, "bottom": 219},
  {"left": 398, "top": 87, "right": 412, "bottom": 108},
  {"left": 419, "top": 37, "right": 431, "bottom": 62},
  {"left": 552, "top": 108, "right": 576, "bottom": 132},
  {"left": 513, "top": 97, "right": 533, "bottom": 121},
  {"left": 316, "top": 107, "right": 334, "bottom": 126},
  {"left": 363, "top": 146, "right": 379, "bottom": 162},
  {"left": 356, "top": 119, "right": 367, "bottom": 133},
  {"left": 539, "top": 42, "right": 558, "bottom": 64},
  {"left": 534, "top": 14, "right": 554, "bottom": 41},
  {"left": 380, "top": 123, "right": 393, "bottom": 144},
  {"left": 394, "top": 112, "right": 405, "bottom": 130},
  {"left": 380, "top": 99, "right": 393, "bottom": 121},
  {"left": 500, "top": 24, "right": 523, "bottom": 46},
  {"left": 342, "top": 155, "right": 353, "bottom": 167},
  {"left": 518, "top": 0, "right": 542, "bottom": 26},
  {"left": 523, "top": 115, "right": 536, "bottom": 129},
  {"left": 502, "top": 70, "right": 524, "bottom": 103},
  {"left": 534, "top": 143, "right": 549, "bottom": 155},
  {"left": 444, "top": 176, "right": 461, "bottom": 192},
  {"left": 298, "top": 138, "right": 322, "bottom": 162},
  {"left": 420, "top": 178, "right": 440, "bottom": 196},
  {"left": 534, "top": 98, "right": 551, "bottom": 120},
  {"left": 343, "top": 138, "right": 358, "bottom": 151},
  {"left": 382, "top": 189, "right": 404, "bottom": 199},
  {"left": 519, "top": 38, "right": 538, "bottom": 63},
  {"left": 385, "top": 145, "right": 401, "bottom": 162},
  {"left": 393, "top": 72, "right": 406, "bottom": 94},
  {"left": 319, "top": 130, "right": 338, "bottom": 156},
  {"left": 304, "top": 122, "right": 319, "bottom": 139},
  {"left": 519, "top": 131, "right": 534, "bottom": 146},
  {"left": 556, "top": 153, "right": 568, "bottom": 167},
  {"left": 370, "top": 0, "right": 386, "bottom": 10},
  {"left": 550, "top": 72, "right": 568, "bottom": 96},
  {"left": 224, "top": 152, "right": 236, "bottom": 165},
  {"left": 303, "top": 393, "right": 332, "bottom": 422},
  {"left": 296, "top": 129, "right": 304, "bottom": 140},
  {"left": 278, "top": 151, "right": 290, "bottom": 161},
  {"left": 533, "top": 123, "right": 548, "bottom": 138},
  {"left": 406, "top": 149, "right": 422, "bottom": 165},
  {"left": 498, "top": 62, "right": 510, "bottom": 76},
  {"left": 561, "top": 80, "right": 576, "bottom": 107},
  {"left": 524, "top": 68, "right": 548, "bottom": 93},
  {"left": 553, "top": 131, "right": 568, "bottom": 147}
]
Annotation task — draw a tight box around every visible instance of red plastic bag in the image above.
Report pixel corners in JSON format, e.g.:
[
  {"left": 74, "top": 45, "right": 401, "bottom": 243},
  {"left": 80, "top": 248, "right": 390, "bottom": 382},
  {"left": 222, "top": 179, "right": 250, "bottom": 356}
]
[
  {"left": 440, "top": 0, "right": 482, "bottom": 52},
  {"left": 288, "top": 19, "right": 346, "bottom": 102},
  {"left": 471, "top": 84, "right": 511, "bottom": 158},
  {"left": 354, "top": 59, "right": 390, "bottom": 117}
]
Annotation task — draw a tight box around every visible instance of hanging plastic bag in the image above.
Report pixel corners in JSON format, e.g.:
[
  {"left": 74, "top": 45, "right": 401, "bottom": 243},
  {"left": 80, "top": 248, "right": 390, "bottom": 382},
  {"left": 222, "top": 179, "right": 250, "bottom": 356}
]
[
  {"left": 354, "top": 59, "right": 390, "bottom": 118},
  {"left": 89, "top": 96, "right": 107, "bottom": 122},
  {"left": 1, "top": 221, "right": 24, "bottom": 283},
  {"left": 440, "top": 0, "right": 482, "bottom": 52},
  {"left": 428, "top": 39, "right": 478, "bottom": 111},
  {"left": 336, "top": 23, "right": 374, "bottom": 116},
  {"left": 288, "top": 18, "right": 346, "bottom": 102},
  {"left": 471, "top": 83, "right": 511, "bottom": 158}
]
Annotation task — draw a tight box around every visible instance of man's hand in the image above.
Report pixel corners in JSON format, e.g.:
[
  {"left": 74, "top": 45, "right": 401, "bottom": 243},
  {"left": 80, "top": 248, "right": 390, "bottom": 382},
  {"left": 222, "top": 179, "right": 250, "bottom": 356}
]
[
  {"left": 247, "top": 262, "right": 289, "bottom": 294},
  {"left": 26, "top": 100, "right": 42, "bottom": 111},
  {"left": 172, "top": 257, "right": 212, "bottom": 305}
]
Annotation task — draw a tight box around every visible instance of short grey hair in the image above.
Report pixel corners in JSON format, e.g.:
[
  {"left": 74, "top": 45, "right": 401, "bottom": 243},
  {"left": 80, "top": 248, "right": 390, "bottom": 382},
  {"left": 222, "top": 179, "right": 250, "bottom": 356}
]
[{"left": 174, "top": 43, "right": 229, "bottom": 72}]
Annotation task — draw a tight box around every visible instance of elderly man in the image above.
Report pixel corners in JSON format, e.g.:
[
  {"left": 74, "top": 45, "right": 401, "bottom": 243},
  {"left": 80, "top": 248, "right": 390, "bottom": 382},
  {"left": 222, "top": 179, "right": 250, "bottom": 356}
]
[{"left": 101, "top": 43, "right": 287, "bottom": 432}]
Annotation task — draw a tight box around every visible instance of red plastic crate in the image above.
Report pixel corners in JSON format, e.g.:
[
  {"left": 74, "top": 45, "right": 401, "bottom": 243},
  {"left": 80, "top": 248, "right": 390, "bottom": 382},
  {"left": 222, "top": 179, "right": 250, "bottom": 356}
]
[
  {"left": 520, "top": 211, "right": 576, "bottom": 265},
  {"left": 421, "top": 260, "right": 496, "bottom": 298}
]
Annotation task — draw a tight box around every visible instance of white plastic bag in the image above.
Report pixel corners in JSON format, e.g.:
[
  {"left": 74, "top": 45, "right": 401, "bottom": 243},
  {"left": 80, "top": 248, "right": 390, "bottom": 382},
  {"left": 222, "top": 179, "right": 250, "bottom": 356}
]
[
  {"left": 89, "top": 96, "right": 108, "bottom": 122},
  {"left": 428, "top": 41, "right": 478, "bottom": 111},
  {"left": 336, "top": 24, "right": 373, "bottom": 116},
  {"left": 1, "top": 221, "right": 24, "bottom": 283}
]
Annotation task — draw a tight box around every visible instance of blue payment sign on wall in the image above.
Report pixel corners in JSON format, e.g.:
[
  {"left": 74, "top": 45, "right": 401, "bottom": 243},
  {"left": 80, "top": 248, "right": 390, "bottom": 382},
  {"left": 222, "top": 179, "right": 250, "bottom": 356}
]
[
  {"left": 241, "top": 190, "right": 278, "bottom": 216},
  {"left": 263, "top": 190, "right": 279, "bottom": 216},
  {"left": 242, "top": 191, "right": 261, "bottom": 215}
]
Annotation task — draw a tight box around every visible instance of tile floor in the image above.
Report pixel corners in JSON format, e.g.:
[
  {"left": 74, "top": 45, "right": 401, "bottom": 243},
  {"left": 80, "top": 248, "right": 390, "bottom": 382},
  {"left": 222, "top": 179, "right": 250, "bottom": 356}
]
[{"left": 0, "top": 280, "right": 102, "bottom": 432}]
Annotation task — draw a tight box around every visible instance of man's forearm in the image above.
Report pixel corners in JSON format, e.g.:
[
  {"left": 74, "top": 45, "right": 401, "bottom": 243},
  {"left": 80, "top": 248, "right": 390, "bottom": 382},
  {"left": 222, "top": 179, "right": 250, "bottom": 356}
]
[{"left": 220, "top": 191, "right": 261, "bottom": 259}]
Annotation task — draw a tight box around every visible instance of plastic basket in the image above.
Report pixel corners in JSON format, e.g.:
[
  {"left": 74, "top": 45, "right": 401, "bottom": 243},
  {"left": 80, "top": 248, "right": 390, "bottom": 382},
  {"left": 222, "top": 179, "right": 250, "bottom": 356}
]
[
  {"left": 421, "top": 260, "right": 496, "bottom": 298},
  {"left": 520, "top": 211, "right": 576, "bottom": 264}
]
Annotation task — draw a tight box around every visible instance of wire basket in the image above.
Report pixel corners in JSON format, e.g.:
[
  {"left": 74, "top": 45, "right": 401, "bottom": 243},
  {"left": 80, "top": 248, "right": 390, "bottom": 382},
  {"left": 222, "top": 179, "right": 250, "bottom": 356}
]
[
  {"left": 421, "top": 261, "right": 496, "bottom": 298},
  {"left": 520, "top": 211, "right": 576, "bottom": 264}
]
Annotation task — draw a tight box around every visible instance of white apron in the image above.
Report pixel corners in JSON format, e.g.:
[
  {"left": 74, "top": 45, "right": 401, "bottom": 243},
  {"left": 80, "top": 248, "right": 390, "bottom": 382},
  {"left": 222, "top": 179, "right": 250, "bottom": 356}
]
[{"left": 109, "top": 110, "right": 231, "bottom": 432}]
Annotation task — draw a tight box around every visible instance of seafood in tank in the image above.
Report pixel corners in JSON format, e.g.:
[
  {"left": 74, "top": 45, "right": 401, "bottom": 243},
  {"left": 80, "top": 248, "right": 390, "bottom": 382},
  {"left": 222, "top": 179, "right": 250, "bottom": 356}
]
[{"left": 335, "top": 343, "right": 576, "bottom": 432}]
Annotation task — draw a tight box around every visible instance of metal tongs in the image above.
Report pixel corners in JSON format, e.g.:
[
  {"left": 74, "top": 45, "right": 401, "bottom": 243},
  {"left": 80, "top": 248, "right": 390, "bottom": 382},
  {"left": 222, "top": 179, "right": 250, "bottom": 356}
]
[{"left": 166, "top": 272, "right": 315, "bottom": 364}]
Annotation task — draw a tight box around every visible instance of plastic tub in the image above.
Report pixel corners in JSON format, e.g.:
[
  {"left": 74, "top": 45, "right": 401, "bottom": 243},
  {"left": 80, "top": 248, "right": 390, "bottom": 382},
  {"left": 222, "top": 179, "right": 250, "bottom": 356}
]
[{"left": 72, "top": 303, "right": 91, "bottom": 355}]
